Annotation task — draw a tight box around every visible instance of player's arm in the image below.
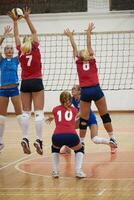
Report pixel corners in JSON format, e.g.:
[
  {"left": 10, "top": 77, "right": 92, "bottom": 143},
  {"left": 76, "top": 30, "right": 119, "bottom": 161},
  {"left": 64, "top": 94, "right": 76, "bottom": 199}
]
[
  {"left": 0, "top": 25, "right": 12, "bottom": 61},
  {"left": 7, "top": 11, "right": 21, "bottom": 47},
  {"left": 45, "top": 115, "right": 54, "bottom": 124},
  {"left": 64, "top": 28, "right": 78, "bottom": 58},
  {"left": 86, "top": 22, "right": 95, "bottom": 55},
  {"left": 23, "top": 7, "right": 38, "bottom": 43}
]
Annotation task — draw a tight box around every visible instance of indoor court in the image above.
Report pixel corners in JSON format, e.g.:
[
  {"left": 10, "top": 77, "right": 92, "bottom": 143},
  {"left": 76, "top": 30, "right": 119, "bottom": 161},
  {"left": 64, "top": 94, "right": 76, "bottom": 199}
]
[
  {"left": 0, "top": 0, "right": 134, "bottom": 200},
  {"left": 0, "top": 112, "right": 134, "bottom": 200}
]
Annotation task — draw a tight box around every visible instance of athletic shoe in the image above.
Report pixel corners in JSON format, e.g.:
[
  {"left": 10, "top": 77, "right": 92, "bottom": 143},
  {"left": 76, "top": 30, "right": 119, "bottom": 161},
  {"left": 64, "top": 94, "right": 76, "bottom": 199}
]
[
  {"left": 34, "top": 139, "right": 43, "bottom": 155},
  {"left": 76, "top": 170, "right": 86, "bottom": 178},
  {"left": 21, "top": 138, "right": 31, "bottom": 154},
  {"left": 52, "top": 171, "right": 59, "bottom": 178},
  {"left": 109, "top": 137, "right": 117, "bottom": 154},
  {"left": 109, "top": 137, "right": 117, "bottom": 148},
  {"left": 60, "top": 146, "right": 71, "bottom": 154},
  {"left": 0, "top": 143, "right": 4, "bottom": 151}
]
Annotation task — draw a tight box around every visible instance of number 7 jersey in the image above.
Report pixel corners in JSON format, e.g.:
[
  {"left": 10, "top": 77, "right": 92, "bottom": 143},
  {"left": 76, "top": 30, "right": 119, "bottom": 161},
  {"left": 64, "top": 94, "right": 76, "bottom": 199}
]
[
  {"left": 52, "top": 105, "right": 78, "bottom": 134},
  {"left": 17, "top": 42, "right": 42, "bottom": 80}
]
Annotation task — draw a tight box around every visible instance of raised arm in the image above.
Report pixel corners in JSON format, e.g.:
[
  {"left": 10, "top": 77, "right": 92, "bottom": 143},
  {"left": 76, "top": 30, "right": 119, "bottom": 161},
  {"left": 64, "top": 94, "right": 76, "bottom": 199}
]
[
  {"left": 0, "top": 25, "right": 12, "bottom": 61},
  {"left": 64, "top": 28, "right": 78, "bottom": 58},
  {"left": 86, "top": 22, "right": 95, "bottom": 55},
  {"left": 23, "top": 7, "right": 38, "bottom": 43},
  {"left": 7, "top": 11, "right": 21, "bottom": 47}
]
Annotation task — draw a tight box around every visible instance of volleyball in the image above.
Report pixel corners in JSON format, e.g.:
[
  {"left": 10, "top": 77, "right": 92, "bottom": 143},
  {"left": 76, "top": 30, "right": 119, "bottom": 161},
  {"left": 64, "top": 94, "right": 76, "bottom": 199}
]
[{"left": 11, "top": 8, "right": 24, "bottom": 20}]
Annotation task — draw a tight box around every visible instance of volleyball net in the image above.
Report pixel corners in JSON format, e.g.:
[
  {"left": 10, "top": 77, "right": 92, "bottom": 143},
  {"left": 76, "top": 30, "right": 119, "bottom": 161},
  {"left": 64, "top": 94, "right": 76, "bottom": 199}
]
[{"left": 1, "top": 30, "right": 134, "bottom": 91}]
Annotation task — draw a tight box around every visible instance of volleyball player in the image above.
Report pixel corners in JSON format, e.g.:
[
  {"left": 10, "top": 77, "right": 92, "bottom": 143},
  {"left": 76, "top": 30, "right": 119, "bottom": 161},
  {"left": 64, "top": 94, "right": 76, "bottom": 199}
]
[
  {"left": 8, "top": 7, "right": 44, "bottom": 155},
  {"left": 0, "top": 25, "right": 23, "bottom": 151},
  {"left": 60, "top": 84, "right": 117, "bottom": 154},
  {"left": 64, "top": 22, "right": 117, "bottom": 153},
  {"left": 46, "top": 91, "right": 86, "bottom": 178}
]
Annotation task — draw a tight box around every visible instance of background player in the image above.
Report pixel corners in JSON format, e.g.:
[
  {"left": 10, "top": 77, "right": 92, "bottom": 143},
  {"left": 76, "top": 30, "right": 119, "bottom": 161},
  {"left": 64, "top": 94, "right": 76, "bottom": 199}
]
[
  {"left": 0, "top": 25, "right": 23, "bottom": 151},
  {"left": 8, "top": 7, "right": 44, "bottom": 155},
  {"left": 46, "top": 91, "right": 86, "bottom": 178},
  {"left": 64, "top": 22, "right": 117, "bottom": 153}
]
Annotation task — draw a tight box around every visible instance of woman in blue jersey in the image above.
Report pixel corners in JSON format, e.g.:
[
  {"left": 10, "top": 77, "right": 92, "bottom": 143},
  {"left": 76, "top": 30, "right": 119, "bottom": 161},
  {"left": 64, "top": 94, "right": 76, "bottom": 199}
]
[
  {"left": 0, "top": 26, "right": 23, "bottom": 151},
  {"left": 60, "top": 85, "right": 117, "bottom": 154}
]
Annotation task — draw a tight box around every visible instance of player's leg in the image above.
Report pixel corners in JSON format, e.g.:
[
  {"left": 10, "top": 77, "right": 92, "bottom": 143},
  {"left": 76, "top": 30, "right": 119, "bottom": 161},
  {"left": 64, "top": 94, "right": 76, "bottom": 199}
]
[
  {"left": 51, "top": 134, "right": 62, "bottom": 178},
  {"left": 60, "top": 145, "right": 71, "bottom": 154},
  {"left": 0, "top": 96, "right": 9, "bottom": 151},
  {"left": 79, "top": 100, "right": 90, "bottom": 145},
  {"left": 20, "top": 92, "right": 32, "bottom": 154},
  {"left": 70, "top": 134, "right": 86, "bottom": 178},
  {"left": 32, "top": 90, "right": 44, "bottom": 155},
  {"left": 95, "top": 96, "right": 117, "bottom": 153}
]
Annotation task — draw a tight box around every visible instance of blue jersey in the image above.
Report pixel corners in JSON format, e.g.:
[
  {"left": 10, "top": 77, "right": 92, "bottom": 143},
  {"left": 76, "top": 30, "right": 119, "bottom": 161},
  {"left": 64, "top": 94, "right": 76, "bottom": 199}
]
[
  {"left": 0, "top": 57, "right": 19, "bottom": 87},
  {"left": 72, "top": 96, "right": 97, "bottom": 126}
]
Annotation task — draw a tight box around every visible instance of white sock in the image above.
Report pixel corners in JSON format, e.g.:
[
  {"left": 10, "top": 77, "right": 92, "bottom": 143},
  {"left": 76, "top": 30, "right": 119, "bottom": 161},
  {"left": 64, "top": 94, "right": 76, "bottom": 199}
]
[
  {"left": 0, "top": 115, "right": 6, "bottom": 144},
  {"left": 107, "top": 131, "right": 115, "bottom": 138},
  {"left": 75, "top": 152, "right": 84, "bottom": 172},
  {"left": 18, "top": 113, "right": 30, "bottom": 139},
  {"left": 35, "top": 120, "right": 44, "bottom": 141},
  {"left": 52, "top": 153, "right": 60, "bottom": 172},
  {"left": 92, "top": 136, "right": 110, "bottom": 145},
  {"left": 80, "top": 137, "right": 85, "bottom": 143}
]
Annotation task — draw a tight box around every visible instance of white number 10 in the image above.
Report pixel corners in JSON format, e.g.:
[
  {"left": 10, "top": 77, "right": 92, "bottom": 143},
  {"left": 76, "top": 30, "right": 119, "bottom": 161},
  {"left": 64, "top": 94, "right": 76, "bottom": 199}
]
[{"left": 57, "top": 110, "right": 73, "bottom": 122}]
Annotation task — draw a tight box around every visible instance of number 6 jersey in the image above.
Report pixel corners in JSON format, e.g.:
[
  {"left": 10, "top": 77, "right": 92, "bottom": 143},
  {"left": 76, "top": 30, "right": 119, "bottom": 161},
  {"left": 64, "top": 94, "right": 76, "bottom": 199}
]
[{"left": 75, "top": 56, "right": 99, "bottom": 87}]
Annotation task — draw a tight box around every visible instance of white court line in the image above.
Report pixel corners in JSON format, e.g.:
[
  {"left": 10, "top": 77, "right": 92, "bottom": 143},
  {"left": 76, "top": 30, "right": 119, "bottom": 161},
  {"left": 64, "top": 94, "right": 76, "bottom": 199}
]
[
  {"left": 97, "top": 188, "right": 106, "bottom": 196},
  {"left": 0, "top": 153, "right": 35, "bottom": 171}
]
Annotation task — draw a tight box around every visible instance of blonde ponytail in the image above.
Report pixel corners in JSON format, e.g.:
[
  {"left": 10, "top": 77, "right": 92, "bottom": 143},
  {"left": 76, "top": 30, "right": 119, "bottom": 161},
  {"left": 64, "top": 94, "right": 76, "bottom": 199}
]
[{"left": 21, "top": 36, "right": 32, "bottom": 55}]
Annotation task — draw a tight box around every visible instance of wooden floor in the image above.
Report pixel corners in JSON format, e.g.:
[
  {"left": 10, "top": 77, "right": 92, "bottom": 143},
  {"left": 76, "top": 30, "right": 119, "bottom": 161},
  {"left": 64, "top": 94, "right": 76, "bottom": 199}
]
[{"left": 0, "top": 112, "right": 134, "bottom": 200}]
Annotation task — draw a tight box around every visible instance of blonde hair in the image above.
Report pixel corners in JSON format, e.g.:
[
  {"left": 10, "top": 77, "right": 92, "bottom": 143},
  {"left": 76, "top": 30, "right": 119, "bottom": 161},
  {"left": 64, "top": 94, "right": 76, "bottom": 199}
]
[
  {"left": 79, "top": 49, "right": 89, "bottom": 61},
  {"left": 72, "top": 84, "right": 80, "bottom": 91},
  {"left": 60, "top": 91, "right": 72, "bottom": 110},
  {"left": 21, "top": 36, "right": 33, "bottom": 55}
]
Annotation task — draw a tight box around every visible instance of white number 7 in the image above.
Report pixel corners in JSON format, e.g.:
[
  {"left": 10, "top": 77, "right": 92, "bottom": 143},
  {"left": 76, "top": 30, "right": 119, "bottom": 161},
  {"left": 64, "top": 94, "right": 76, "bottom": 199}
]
[{"left": 26, "top": 55, "right": 32, "bottom": 67}]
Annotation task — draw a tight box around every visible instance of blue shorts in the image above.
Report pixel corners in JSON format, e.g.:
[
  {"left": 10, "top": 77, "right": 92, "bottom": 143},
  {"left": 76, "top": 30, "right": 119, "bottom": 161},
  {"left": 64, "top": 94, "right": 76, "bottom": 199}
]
[
  {"left": 80, "top": 84, "right": 104, "bottom": 102},
  {"left": 52, "top": 133, "right": 80, "bottom": 148},
  {"left": 88, "top": 110, "right": 97, "bottom": 126},
  {"left": 0, "top": 87, "right": 19, "bottom": 97}
]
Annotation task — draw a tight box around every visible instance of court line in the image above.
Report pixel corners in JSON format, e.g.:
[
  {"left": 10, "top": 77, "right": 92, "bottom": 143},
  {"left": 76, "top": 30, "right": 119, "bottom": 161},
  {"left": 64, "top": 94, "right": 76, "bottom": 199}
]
[
  {"left": 0, "top": 153, "right": 35, "bottom": 171},
  {"left": 15, "top": 155, "right": 134, "bottom": 180},
  {"left": 97, "top": 188, "right": 106, "bottom": 196},
  {"left": 0, "top": 145, "right": 50, "bottom": 171}
]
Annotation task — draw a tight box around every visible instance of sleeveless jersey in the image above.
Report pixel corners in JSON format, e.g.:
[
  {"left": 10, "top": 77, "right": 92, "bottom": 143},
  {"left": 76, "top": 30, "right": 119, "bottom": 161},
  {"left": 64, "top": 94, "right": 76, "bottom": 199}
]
[
  {"left": 75, "top": 56, "right": 99, "bottom": 87},
  {"left": 0, "top": 57, "right": 19, "bottom": 86},
  {"left": 52, "top": 105, "right": 78, "bottom": 134},
  {"left": 17, "top": 42, "right": 42, "bottom": 80}
]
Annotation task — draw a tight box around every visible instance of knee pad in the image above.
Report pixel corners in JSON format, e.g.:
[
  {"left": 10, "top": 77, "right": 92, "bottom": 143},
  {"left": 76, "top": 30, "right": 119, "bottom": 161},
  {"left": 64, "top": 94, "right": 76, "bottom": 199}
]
[
  {"left": 79, "top": 118, "right": 88, "bottom": 130},
  {"left": 22, "top": 111, "right": 31, "bottom": 119},
  {"left": 0, "top": 115, "right": 6, "bottom": 125},
  {"left": 101, "top": 113, "right": 111, "bottom": 124},
  {"left": 51, "top": 145, "right": 60, "bottom": 153},
  {"left": 74, "top": 146, "right": 84, "bottom": 154},
  {"left": 35, "top": 110, "right": 44, "bottom": 122}
]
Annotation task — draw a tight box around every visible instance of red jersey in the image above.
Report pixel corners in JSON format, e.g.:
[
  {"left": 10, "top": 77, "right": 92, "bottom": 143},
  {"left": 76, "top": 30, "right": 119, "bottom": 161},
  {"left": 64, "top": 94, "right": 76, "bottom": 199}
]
[
  {"left": 52, "top": 105, "right": 78, "bottom": 134},
  {"left": 17, "top": 42, "right": 42, "bottom": 80},
  {"left": 75, "top": 56, "right": 99, "bottom": 87}
]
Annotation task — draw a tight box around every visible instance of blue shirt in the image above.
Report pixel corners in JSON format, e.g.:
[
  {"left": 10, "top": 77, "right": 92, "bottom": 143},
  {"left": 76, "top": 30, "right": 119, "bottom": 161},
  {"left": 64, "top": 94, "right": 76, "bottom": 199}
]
[
  {"left": 0, "top": 57, "right": 19, "bottom": 87},
  {"left": 72, "top": 96, "right": 97, "bottom": 126}
]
